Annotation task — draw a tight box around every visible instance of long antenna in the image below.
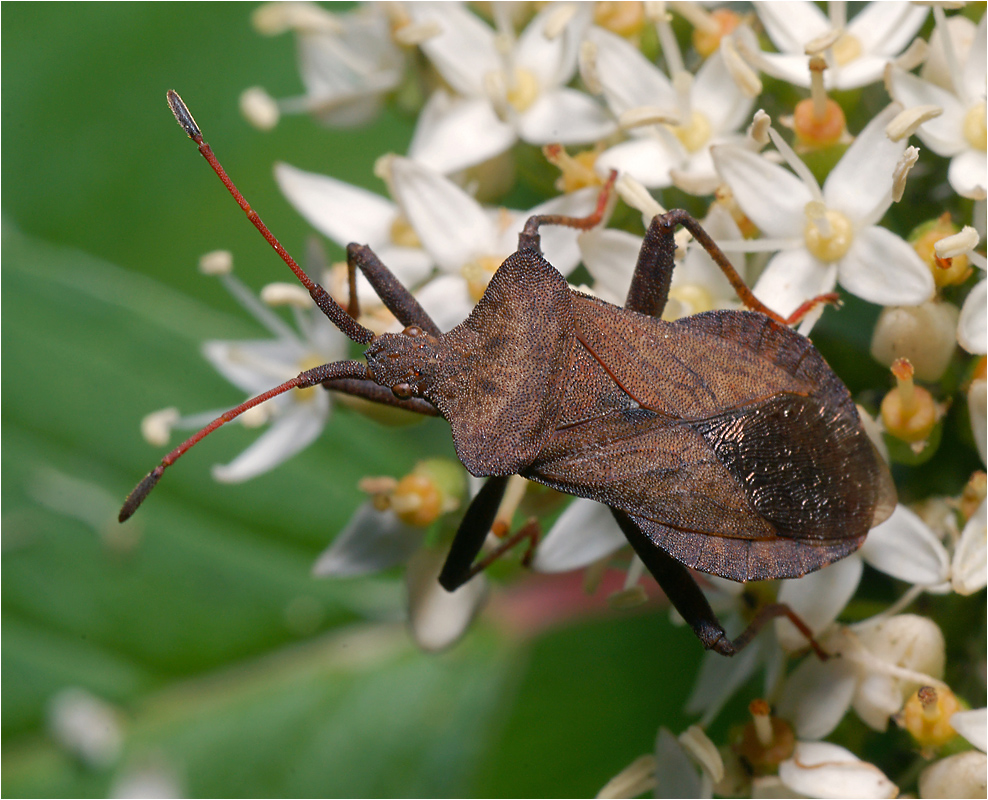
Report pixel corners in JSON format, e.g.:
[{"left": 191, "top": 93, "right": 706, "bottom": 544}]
[
  {"left": 120, "top": 92, "right": 382, "bottom": 522},
  {"left": 166, "top": 90, "right": 375, "bottom": 345},
  {"left": 119, "top": 360, "right": 369, "bottom": 522}
]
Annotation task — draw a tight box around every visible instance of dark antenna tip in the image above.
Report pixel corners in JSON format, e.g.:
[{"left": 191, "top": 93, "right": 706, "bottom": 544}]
[
  {"left": 166, "top": 90, "right": 201, "bottom": 140},
  {"left": 119, "top": 466, "right": 165, "bottom": 522}
]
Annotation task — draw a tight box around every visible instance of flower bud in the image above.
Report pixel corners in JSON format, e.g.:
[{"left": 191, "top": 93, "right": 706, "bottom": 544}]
[{"left": 871, "top": 301, "right": 959, "bottom": 382}]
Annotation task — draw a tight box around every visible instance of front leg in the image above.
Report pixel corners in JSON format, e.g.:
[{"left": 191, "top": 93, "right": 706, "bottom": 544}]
[{"left": 345, "top": 243, "right": 442, "bottom": 337}]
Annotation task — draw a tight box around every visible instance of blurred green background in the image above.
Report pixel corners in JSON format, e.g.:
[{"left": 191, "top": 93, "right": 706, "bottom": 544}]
[{"left": 2, "top": 5, "right": 706, "bottom": 796}]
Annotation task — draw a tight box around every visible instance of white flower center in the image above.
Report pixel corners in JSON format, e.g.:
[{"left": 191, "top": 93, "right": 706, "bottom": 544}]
[
  {"left": 803, "top": 203, "right": 854, "bottom": 263},
  {"left": 390, "top": 214, "right": 421, "bottom": 248},
  {"left": 667, "top": 110, "right": 712, "bottom": 154},
  {"left": 461, "top": 254, "right": 503, "bottom": 302},
  {"left": 963, "top": 101, "right": 987, "bottom": 151},
  {"left": 832, "top": 31, "right": 863, "bottom": 66},
  {"left": 505, "top": 67, "right": 539, "bottom": 113}
]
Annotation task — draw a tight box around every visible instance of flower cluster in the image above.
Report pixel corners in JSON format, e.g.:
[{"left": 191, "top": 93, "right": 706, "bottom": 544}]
[{"left": 150, "top": 2, "right": 986, "bottom": 797}]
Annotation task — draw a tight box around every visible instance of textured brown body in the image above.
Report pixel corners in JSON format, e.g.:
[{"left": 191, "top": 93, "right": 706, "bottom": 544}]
[{"left": 370, "top": 248, "right": 896, "bottom": 584}]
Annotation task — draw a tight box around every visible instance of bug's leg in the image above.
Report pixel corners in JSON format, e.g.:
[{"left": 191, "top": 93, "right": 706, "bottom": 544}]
[
  {"left": 610, "top": 510, "right": 826, "bottom": 658},
  {"left": 516, "top": 170, "right": 618, "bottom": 253},
  {"left": 438, "top": 476, "right": 510, "bottom": 591},
  {"left": 345, "top": 243, "right": 442, "bottom": 337},
  {"left": 627, "top": 210, "right": 839, "bottom": 324}
]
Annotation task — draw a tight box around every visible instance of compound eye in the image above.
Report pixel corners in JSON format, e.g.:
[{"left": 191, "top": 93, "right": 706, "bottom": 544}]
[
  {"left": 402, "top": 325, "right": 423, "bottom": 338},
  {"left": 392, "top": 383, "right": 413, "bottom": 399}
]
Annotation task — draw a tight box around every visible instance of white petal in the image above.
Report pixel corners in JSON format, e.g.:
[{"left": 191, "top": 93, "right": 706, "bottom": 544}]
[
  {"left": 653, "top": 729, "right": 703, "bottom": 799},
  {"left": 711, "top": 145, "right": 812, "bottom": 238},
  {"left": 406, "top": 546, "right": 488, "bottom": 652},
  {"left": 829, "top": 56, "right": 893, "bottom": 92},
  {"left": 410, "top": 3, "right": 498, "bottom": 96},
  {"left": 919, "top": 751, "right": 988, "bottom": 799},
  {"left": 961, "top": 14, "right": 987, "bottom": 102},
  {"left": 838, "top": 226, "right": 935, "bottom": 307},
  {"left": 275, "top": 163, "right": 434, "bottom": 296},
  {"left": 823, "top": 105, "right": 903, "bottom": 223},
  {"left": 756, "top": 1, "right": 829, "bottom": 55},
  {"left": 532, "top": 498, "right": 625, "bottom": 572},
  {"left": 779, "top": 741, "right": 897, "bottom": 799},
  {"left": 389, "top": 157, "right": 495, "bottom": 273},
  {"left": 948, "top": 150, "right": 988, "bottom": 200},
  {"left": 958, "top": 280, "right": 988, "bottom": 354},
  {"left": 751, "top": 249, "right": 838, "bottom": 321},
  {"left": 202, "top": 339, "right": 303, "bottom": 394},
  {"left": 756, "top": 52, "right": 814, "bottom": 89},
  {"left": 860, "top": 504, "right": 950, "bottom": 586},
  {"left": 888, "top": 69, "right": 968, "bottom": 156},
  {"left": 408, "top": 91, "right": 516, "bottom": 174},
  {"left": 212, "top": 397, "right": 328, "bottom": 482},
  {"left": 516, "top": 88, "right": 617, "bottom": 145},
  {"left": 952, "top": 499, "right": 987, "bottom": 595},
  {"left": 684, "top": 632, "right": 769, "bottom": 720},
  {"left": 951, "top": 707, "right": 988, "bottom": 752},
  {"left": 847, "top": 3, "right": 928, "bottom": 58},
  {"left": 580, "top": 227, "right": 643, "bottom": 304},
  {"left": 515, "top": 3, "right": 589, "bottom": 88},
  {"left": 275, "top": 162, "right": 396, "bottom": 246},
  {"left": 778, "top": 655, "right": 857, "bottom": 740},
  {"left": 413, "top": 274, "right": 476, "bottom": 332},
  {"left": 312, "top": 502, "right": 425, "bottom": 576},
  {"left": 692, "top": 51, "right": 755, "bottom": 135},
  {"left": 586, "top": 25, "right": 676, "bottom": 115},
  {"left": 776, "top": 555, "right": 863, "bottom": 652},
  {"left": 597, "top": 136, "right": 681, "bottom": 189},
  {"left": 969, "top": 379, "right": 987, "bottom": 467}
]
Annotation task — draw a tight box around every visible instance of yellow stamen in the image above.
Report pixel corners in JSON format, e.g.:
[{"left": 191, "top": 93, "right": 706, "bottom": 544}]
[
  {"left": 594, "top": 1, "right": 646, "bottom": 38},
  {"left": 543, "top": 144, "right": 603, "bottom": 192},
  {"left": 803, "top": 204, "right": 854, "bottom": 262},
  {"left": 506, "top": 67, "right": 540, "bottom": 113},
  {"left": 390, "top": 215, "right": 421, "bottom": 248},
  {"left": 900, "top": 686, "right": 961, "bottom": 748},
  {"left": 881, "top": 358, "right": 938, "bottom": 444},
  {"left": 667, "top": 109, "right": 712, "bottom": 153},
  {"left": 692, "top": 8, "right": 741, "bottom": 58},
  {"left": 963, "top": 101, "right": 987, "bottom": 151},
  {"left": 831, "top": 31, "right": 863, "bottom": 66}
]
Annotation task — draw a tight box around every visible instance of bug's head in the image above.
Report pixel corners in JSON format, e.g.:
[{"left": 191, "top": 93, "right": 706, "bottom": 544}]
[{"left": 366, "top": 325, "right": 442, "bottom": 400}]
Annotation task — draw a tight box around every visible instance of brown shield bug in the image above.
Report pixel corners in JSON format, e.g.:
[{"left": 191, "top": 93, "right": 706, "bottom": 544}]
[{"left": 120, "top": 91, "right": 897, "bottom": 656}]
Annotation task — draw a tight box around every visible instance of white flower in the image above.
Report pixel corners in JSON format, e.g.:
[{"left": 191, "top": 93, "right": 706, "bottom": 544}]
[
  {"left": 405, "top": 3, "right": 615, "bottom": 173},
  {"left": 888, "top": 12, "right": 987, "bottom": 200},
  {"left": 150, "top": 256, "right": 348, "bottom": 482},
  {"left": 712, "top": 105, "right": 935, "bottom": 326},
  {"left": 586, "top": 24, "right": 753, "bottom": 193},
  {"left": 778, "top": 614, "right": 947, "bottom": 739},
  {"left": 241, "top": 2, "right": 404, "bottom": 130},
  {"left": 774, "top": 741, "right": 897, "bottom": 798},
  {"left": 750, "top": 1, "right": 928, "bottom": 90},
  {"left": 47, "top": 688, "right": 122, "bottom": 768},
  {"left": 861, "top": 500, "right": 987, "bottom": 597},
  {"left": 274, "top": 161, "right": 434, "bottom": 309},
  {"left": 385, "top": 156, "right": 599, "bottom": 330},
  {"left": 919, "top": 750, "right": 987, "bottom": 799}
]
